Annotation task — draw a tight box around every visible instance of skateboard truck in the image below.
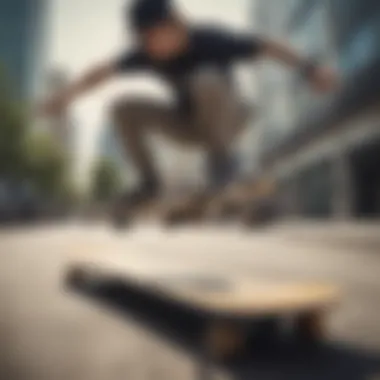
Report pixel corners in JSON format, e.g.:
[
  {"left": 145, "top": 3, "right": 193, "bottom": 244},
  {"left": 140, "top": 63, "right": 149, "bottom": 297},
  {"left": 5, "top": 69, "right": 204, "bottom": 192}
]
[{"left": 202, "top": 319, "right": 246, "bottom": 362}]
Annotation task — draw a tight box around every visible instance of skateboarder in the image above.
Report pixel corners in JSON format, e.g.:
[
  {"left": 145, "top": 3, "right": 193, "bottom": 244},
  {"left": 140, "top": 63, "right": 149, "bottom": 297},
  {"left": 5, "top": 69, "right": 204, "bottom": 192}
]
[{"left": 41, "top": 0, "right": 338, "bottom": 222}]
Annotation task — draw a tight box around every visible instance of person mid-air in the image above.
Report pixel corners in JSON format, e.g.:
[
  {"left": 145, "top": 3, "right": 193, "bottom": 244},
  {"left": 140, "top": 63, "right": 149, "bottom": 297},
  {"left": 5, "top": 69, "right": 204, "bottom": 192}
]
[{"left": 41, "top": 0, "right": 338, "bottom": 223}]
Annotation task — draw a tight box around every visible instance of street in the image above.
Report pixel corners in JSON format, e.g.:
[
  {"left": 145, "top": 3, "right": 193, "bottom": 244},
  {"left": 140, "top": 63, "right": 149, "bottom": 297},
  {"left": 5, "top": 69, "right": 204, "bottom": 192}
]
[{"left": 0, "top": 223, "right": 380, "bottom": 380}]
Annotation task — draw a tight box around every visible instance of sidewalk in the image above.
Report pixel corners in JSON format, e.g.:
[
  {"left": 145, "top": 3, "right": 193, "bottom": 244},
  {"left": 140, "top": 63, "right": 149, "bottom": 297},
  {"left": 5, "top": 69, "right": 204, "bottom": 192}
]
[{"left": 269, "top": 220, "right": 380, "bottom": 252}]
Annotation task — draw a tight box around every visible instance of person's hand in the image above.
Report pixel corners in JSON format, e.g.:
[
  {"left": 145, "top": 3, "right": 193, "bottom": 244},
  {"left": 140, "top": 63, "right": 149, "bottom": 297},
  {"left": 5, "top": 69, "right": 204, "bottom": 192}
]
[{"left": 309, "top": 66, "right": 339, "bottom": 93}]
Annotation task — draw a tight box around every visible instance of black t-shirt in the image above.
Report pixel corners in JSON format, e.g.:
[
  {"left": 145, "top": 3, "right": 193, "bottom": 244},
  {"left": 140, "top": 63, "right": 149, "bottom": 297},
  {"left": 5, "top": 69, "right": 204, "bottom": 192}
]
[{"left": 115, "top": 26, "right": 264, "bottom": 113}]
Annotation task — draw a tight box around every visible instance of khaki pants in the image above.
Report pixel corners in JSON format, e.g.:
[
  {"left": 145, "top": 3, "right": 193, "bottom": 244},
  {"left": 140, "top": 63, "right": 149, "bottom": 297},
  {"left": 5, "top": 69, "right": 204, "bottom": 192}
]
[{"left": 111, "top": 69, "right": 251, "bottom": 189}]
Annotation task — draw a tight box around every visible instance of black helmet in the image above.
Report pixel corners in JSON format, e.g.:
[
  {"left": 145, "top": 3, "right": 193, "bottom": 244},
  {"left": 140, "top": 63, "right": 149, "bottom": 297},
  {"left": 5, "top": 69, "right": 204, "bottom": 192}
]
[{"left": 129, "top": 0, "right": 173, "bottom": 32}]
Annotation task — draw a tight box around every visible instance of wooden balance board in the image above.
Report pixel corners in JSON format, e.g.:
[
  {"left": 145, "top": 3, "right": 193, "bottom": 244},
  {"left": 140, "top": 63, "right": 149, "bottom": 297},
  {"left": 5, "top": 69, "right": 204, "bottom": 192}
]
[{"left": 66, "top": 262, "right": 340, "bottom": 360}]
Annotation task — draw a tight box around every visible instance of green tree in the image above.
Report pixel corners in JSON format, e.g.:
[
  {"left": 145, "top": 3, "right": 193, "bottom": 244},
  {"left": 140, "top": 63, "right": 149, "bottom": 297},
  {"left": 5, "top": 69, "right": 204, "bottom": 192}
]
[
  {"left": 90, "top": 157, "right": 122, "bottom": 202},
  {"left": 0, "top": 72, "right": 27, "bottom": 178},
  {"left": 23, "top": 130, "right": 68, "bottom": 197},
  {"left": 0, "top": 66, "right": 72, "bottom": 203}
]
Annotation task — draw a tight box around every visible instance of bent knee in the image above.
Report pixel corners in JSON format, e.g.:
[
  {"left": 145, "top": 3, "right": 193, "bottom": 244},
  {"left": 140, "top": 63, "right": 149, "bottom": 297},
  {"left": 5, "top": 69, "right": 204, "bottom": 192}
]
[{"left": 110, "top": 98, "right": 149, "bottom": 129}]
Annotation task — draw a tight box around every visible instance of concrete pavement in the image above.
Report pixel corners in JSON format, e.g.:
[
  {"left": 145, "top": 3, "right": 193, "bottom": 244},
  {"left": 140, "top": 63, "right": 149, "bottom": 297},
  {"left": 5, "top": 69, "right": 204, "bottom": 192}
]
[{"left": 0, "top": 223, "right": 380, "bottom": 380}]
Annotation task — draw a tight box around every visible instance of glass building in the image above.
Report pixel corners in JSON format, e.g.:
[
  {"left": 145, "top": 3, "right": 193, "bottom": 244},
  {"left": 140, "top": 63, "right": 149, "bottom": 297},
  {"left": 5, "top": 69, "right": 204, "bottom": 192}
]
[
  {"left": 254, "top": 0, "right": 380, "bottom": 218},
  {"left": 256, "top": 0, "right": 380, "bottom": 148},
  {"left": 330, "top": 0, "right": 380, "bottom": 77},
  {"left": 0, "top": 0, "right": 49, "bottom": 100}
]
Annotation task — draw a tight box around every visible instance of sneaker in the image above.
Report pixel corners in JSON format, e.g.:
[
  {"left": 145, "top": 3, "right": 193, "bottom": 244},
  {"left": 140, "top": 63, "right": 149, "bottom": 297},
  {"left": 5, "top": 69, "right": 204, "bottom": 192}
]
[{"left": 110, "top": 181, "right": 160, "bottom": 228}]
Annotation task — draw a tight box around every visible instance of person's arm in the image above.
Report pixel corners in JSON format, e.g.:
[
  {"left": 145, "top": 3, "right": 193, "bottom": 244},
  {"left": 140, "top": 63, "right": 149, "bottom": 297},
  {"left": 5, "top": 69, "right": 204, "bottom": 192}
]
[
  {"left": 40, "top": 61, "right": 117, "bottom": 116},
  {"left": 216, "top": 28, "right": 338, "bottom": 93},
  {"left": 258, "top": 38, "right": 339, "bottom": 92}
]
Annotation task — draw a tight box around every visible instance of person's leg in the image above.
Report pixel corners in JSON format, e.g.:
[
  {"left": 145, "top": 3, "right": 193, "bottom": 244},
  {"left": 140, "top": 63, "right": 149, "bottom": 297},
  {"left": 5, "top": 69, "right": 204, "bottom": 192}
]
[
  {"left": 189, "top": 69, "right": 250, "bottom": 191},
  {"left": 109, "top": 97, "right": 204, "bottom": 226},
  {"left": 111, "top": 97, "right": 182, "bottom": 195}
]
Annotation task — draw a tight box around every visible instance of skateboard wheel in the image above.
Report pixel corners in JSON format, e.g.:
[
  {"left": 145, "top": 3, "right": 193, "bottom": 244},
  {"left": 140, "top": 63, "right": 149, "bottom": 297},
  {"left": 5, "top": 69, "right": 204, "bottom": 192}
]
[
  {"left": 255, "top": 318, "right": 280, "bottom": 342},
  {"left": 66, "top": 266, "right": 88, "bottom": 289},
  {"left": 204, "top": 321, "right": 245, "bottom": 361},
  {"left": 66, "top": 265, "right": 102, "bottom": 292},
  {"left": 294, "top": 311, "right": 325, "bottom": 344}
]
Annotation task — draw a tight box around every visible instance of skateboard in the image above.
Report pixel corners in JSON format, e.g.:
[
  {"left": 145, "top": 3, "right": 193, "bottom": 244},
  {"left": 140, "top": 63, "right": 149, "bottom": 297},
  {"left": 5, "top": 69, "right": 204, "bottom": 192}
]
[
  {"left": 110, "top": 177, "right": 278, "bottom": 228},
  {"left": 66, "top": 263, "right": 340, "bottom": 361},
  {"left": 162, "top": 191, "right": 213, "bottom": 226},
  {"left": 162, "top": 180, "right": 277, "bottom": 226},
  {"left": 110, "top": 190, "right": 212, "bottom": 229},
  {"left": 201, "top": 178, "right": 279, "bottom": 226}
]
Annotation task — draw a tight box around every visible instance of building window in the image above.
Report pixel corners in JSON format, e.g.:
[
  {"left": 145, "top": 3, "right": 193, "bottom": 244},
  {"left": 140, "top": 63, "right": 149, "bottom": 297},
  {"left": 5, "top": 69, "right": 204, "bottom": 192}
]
[
  {"left": 296, "top": 160, "right": 333, "bottom": 218},
  {"left": 331, "top": 0, "right": 380, "bottom": 50},
  {"left": 338, "top": 13, "right": 380, "bottom": 76},
  {"left": 287, "top": 0, "right": 318, "bottom": 32},
  {"left": 291, "top": 2, "right": 329, "bottom": 59},
  {"left": 287, "top": 2, "right": 330, "bottom": 121}
]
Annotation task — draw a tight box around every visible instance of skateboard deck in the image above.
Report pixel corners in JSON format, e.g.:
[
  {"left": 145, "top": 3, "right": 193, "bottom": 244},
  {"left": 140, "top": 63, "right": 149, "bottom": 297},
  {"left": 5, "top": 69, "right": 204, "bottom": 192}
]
[
  {"left": 111, "top": 191, "right": 212, "bottom": 228},
  {"left": 66, "top": 261, "right": 340, "bottom": 360},
  {"left": 148, "top": 277, "right": 338, "bottom": 316},
  {"left": 111, "top": 178, "right": 279, "bottom": 228}
]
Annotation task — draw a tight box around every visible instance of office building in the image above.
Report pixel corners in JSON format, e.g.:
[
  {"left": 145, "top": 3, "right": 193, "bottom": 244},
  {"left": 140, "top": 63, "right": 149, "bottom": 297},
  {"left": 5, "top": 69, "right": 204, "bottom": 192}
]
[
  {"left": 254, "top": 0, "right": 380, "bottom": 219},
  {"left": 0, "top": 0, "right": 49, "bottom": 100}
]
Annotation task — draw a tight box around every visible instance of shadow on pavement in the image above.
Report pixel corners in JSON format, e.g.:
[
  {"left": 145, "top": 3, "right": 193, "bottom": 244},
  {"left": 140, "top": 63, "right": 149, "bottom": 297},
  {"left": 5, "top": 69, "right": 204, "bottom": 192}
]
[
  {"left": 230, "top": 344, "right": 380, "bottom": 380},
  {"left": 67, "top": 272, "right": 380, "bottom": 380}
]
